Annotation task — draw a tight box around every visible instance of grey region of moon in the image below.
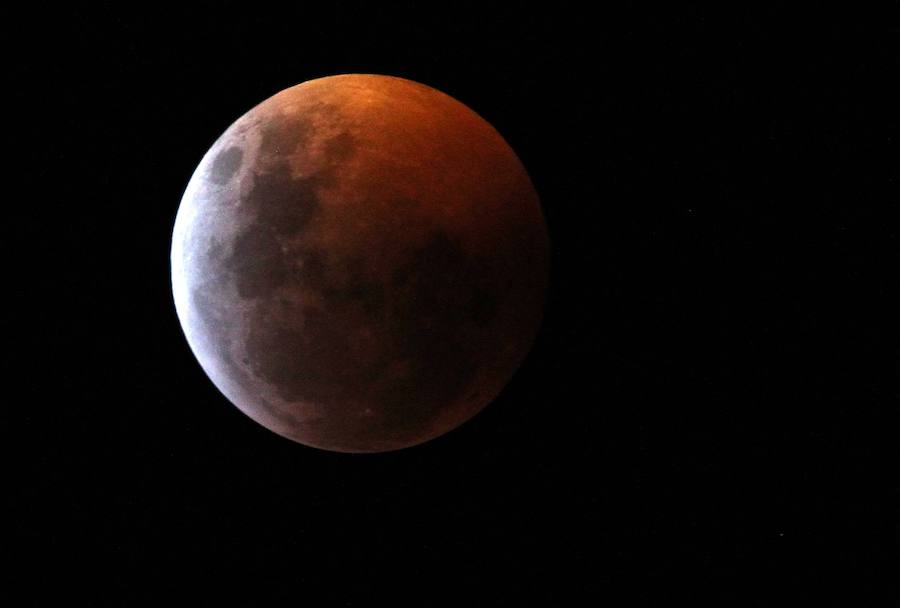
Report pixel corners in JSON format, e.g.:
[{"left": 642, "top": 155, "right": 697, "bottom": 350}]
[{"left": 171, "top": 74, "right": 549, "bottom": 452}]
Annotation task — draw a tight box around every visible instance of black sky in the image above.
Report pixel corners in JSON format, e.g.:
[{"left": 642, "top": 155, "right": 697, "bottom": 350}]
[{"left": 11, "top": 4, "right": 899, "bottom": 605}]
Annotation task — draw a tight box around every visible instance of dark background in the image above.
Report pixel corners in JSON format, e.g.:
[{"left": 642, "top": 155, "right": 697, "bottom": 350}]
[{"left": 11, "top": 4, "right": 898, "bottom": 605}]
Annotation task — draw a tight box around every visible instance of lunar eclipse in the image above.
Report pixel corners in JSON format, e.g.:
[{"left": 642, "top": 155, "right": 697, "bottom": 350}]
[{"left": 171, "top": 74, "right": 549, "bottom": 452}]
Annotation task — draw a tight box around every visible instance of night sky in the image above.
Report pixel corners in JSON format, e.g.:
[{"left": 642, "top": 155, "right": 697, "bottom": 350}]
[{"left": 12, "top": 5, "right": 898, "bottom": 605}]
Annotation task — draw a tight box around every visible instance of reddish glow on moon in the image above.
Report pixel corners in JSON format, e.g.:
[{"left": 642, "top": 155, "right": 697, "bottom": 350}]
[{"left": 171, "top": 74, "right": 549, "bottom": 452}]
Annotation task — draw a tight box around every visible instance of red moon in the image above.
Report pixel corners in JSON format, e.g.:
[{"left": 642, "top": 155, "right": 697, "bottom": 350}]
[{"left": 171, "top": 74, "right": 549, "bottom": 452}]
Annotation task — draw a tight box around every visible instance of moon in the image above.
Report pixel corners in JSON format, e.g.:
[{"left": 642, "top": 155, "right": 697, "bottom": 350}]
[{"left": 171, "top": 74, "right": 549, "bottom": 452}]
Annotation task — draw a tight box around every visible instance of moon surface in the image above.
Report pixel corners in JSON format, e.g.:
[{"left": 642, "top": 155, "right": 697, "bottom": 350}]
[{"left": 171, "top": 74, "right": 549, "bottom": 452}]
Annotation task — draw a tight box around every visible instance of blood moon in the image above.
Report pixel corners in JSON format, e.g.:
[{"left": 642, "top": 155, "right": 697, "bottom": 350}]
[{"left": 171, "top": 74, "right": 549, "bottom": 452}]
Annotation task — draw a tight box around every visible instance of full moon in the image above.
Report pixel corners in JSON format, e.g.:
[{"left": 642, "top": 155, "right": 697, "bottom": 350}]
[{"left": 171, "top": 74, "right": 549, "bottom": 452}]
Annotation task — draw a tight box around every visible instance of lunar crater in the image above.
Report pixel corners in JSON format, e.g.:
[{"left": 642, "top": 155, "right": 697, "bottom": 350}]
[{"left": 209, "top": 146, "right": 243, "bottom": 184}]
